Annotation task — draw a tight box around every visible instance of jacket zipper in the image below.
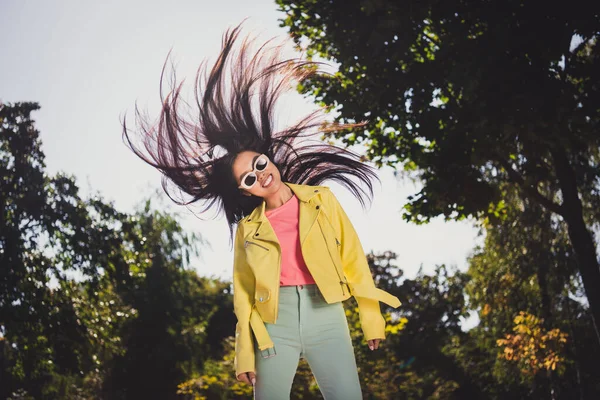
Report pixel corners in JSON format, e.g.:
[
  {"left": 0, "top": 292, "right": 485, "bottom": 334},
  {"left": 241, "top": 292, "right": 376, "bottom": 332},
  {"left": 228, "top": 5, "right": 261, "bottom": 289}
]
[
  {"left": 275, "top": 243, "right": 281, "bottom": 322},
  {"left": 244, "top": 240, "right": 270, "bottom": 251},
  {"left": 317, "top": 218, "right": 347, "bottom": 296},
  {"left": 334, "top": 238, "right": 349, "bottom": 293},
  {"left": 323, "top": 211, "right": 349, "bottom": 296},
  {"left": 333, "top": 237, "right": 345, "bottom": 294}
]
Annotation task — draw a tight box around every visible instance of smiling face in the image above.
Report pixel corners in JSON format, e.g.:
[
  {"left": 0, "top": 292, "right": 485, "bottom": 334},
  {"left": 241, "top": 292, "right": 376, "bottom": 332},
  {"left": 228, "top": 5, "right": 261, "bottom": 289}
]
[{"left": 232, "top": 151, "right": 283, "bottom": 198}]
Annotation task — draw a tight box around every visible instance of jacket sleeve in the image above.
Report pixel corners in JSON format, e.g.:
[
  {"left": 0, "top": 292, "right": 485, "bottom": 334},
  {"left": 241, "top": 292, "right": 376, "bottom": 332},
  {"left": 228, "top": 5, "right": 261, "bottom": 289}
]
[
  {"left": 324, "top": 188, "right": 387, "bottom": 341},
  {"left": 232, "top": 224, "right": 256, "bottom": 376}
]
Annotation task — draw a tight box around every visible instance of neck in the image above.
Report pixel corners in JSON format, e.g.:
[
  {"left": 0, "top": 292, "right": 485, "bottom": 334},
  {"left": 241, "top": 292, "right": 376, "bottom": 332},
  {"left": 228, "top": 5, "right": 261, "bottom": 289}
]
[{"left": 264, "top": 183, "right": 293, "bottom": 211}]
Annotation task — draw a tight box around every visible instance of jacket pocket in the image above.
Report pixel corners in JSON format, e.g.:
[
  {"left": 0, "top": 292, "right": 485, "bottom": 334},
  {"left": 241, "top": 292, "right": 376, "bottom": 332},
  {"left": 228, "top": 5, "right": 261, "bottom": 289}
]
[
  {"left": 244, "top": 240, "right": 270, "bottom": 251},
  {"left": 244, "top": 239, "right": 272, "bottom": 274},
  {"left": 254, "top": 287, "right": 271, "bottom": 304}
]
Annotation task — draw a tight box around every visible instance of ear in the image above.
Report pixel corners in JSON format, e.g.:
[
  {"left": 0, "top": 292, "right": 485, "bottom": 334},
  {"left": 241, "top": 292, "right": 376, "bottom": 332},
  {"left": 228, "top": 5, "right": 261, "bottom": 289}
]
[{"left": 241, "top": 190, "right": 252, "bottom": 197}]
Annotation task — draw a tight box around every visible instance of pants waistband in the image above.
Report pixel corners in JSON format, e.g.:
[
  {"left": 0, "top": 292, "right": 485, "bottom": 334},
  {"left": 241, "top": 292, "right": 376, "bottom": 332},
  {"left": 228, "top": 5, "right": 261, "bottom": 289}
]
[{"left": 279, "top": 283, "right": 318, "bottom": 292}]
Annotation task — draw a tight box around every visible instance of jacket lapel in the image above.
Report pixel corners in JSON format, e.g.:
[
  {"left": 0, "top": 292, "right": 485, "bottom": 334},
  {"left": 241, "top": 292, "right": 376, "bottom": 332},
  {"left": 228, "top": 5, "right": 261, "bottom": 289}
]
[
  {"left": 287, "top": 183, "right": 323, "bottom": 245},
  {"left": 242, "top": 202, "right": 279, "bottom": 245},
  {"left": 240, "top": 182, "right": 323, "bottom": 245},
  {"left": 298, "top": 200, "right": 320, "bottom": 245}
]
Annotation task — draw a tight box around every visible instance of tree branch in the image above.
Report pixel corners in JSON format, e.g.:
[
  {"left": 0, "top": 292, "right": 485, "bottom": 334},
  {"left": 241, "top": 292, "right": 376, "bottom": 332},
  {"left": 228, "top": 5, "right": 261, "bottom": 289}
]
[
  {"left": 497, "top": 158, "right": 565, "bottom": 216},
  {"left": 564, "top": 35, "right": 593, "bottom": 79}
]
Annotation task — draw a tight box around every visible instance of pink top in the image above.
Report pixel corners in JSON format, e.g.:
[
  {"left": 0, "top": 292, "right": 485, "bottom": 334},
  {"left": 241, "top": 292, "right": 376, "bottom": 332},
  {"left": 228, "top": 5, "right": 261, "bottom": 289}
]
[{"left": 265, "top": 194, "right": 316, "bottom": 286}]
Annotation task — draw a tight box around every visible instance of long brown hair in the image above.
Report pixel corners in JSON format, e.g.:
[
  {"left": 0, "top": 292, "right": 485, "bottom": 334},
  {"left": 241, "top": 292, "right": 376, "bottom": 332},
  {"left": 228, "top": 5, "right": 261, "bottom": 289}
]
[{"left": 122, "top": 23, "right": 378, "bottom": 237}]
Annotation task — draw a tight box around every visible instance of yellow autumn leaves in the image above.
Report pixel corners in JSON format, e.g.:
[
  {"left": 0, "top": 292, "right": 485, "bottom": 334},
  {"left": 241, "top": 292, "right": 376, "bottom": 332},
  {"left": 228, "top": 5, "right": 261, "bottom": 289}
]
[{"left": 496, "top": 311, "right": 568, "bottom": 377}]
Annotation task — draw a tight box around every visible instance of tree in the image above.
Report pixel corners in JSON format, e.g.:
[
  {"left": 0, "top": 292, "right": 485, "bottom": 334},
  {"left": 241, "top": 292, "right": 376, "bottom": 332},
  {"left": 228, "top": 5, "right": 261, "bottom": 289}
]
[
  {"left": 354, "top": 252, "right": 477, "bottom": 399},
  {"left": 102, "top": 203, "right": 235, "bottom": 400},
  {"left": 276, "top": 0, "right": 600, "bottom": 341},
  {"left": 1, "top": 101, "right": 108, "bottom": 398},
  {"left": 462, "top": 187, "right": 600, "bottom": 399},
  {"left": 0, "top": 102, "right": 234, "bottom": 399}
]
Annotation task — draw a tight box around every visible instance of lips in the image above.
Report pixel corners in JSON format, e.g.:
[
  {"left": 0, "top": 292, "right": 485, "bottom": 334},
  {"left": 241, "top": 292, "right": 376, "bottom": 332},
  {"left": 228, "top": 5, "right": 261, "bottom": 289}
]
[{"left": 262, "top": 174, "right": 273, "bottom": 188}]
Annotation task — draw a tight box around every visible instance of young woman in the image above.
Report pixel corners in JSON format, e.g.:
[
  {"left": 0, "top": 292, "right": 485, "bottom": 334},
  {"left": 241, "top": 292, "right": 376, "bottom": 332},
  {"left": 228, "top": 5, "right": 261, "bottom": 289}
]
[{"left": 123, "top": 24, "right": 401, "bottom": 399}]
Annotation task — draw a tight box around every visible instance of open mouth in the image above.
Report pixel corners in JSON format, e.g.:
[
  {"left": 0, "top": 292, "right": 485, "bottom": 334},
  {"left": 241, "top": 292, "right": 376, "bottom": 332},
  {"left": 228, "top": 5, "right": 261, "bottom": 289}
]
[{"left": 262, "top": 174, "right": 273, "bottom": 188}]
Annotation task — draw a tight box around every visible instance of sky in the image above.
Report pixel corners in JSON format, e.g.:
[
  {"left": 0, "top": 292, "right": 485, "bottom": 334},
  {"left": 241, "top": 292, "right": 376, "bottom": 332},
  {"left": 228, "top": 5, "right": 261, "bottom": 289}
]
[{"left": 0, "top": 1, "right": 482, "bottom": 285}]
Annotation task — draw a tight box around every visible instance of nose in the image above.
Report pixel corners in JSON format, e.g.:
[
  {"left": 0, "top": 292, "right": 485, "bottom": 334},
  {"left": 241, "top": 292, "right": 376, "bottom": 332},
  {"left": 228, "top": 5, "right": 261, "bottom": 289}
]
[{"left": 257, "top": 169, "right": 268, "bottom": 182}]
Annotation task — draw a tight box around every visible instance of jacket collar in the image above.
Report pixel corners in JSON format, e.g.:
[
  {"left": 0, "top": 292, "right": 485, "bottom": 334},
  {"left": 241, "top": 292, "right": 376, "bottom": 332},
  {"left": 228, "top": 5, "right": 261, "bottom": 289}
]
[
  {"left": 243, "top": 182, "right": 321, "bottom": 224},
  {"left": 241, "top": 182, "right": 324, "bottom": 245},
  {"left": 286, "top": 182, "right": 322, "bottom": 203}
]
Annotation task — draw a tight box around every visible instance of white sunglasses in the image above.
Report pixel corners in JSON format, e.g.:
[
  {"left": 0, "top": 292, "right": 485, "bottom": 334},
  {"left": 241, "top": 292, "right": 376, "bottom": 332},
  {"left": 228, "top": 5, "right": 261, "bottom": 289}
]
[{"left": 238, "top": 154, "right": 270, "bottom": 189}]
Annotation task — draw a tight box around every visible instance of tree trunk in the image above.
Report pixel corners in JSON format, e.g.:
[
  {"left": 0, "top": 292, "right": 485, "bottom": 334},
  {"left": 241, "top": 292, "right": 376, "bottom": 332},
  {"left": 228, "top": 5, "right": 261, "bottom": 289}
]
[
  {"left": 535, "top": 220, "right": 558, "bottom": 399},
  {"left": 536, "top": 244, "right": 552, "bottom": 323},
  {"left": 552, "top": 148, "right": 600, "bottom": 345}
]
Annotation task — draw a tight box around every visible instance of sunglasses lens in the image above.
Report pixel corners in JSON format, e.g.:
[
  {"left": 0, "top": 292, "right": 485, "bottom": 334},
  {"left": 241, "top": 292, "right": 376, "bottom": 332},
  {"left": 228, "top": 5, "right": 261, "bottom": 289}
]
[
  {"left": 255, "top": 156, "right": 268, "bottom": 171},
  {"left": 243, "top": 174, "right": 257, "bottom": 187}
]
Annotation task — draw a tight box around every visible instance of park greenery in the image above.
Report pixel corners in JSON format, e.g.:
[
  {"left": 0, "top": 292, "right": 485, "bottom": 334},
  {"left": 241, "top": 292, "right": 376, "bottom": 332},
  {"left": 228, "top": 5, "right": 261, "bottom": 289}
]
[
  {"left": 276, "top": 0, "right": 600, "bottom": 345},
  {"left": 2, "top": 0, "right": 600, "bottom": 398}
]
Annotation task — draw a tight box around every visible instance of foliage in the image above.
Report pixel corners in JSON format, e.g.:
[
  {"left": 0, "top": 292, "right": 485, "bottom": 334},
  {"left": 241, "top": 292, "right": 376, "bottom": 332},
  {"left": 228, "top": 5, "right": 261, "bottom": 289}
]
[
  {"left": 102, "top": 204, "right": 235, "bottom": 400},
  {"left": 460, "top": 186, "right": 600, "bottom": 398},
  {"left": 496, "top": 312, "right": 568, "bottom": 379},
  {"left": 276, "top": 0, "right": 600, "bottom": 343},
  {"left": 276, "top": 0, "right": 600, "bottom": 221},
  {"left": 177, "top": 338, "right": 253, "bottom": 400},
  {"left": 352, "top": 253, "right": 475, "bottom": 399},
  {"left": 0, "top": 102, "right": 233, "bottom": 399},
  {"left": 1, "top": 101, "right": 108, "bottom": 399},
  {"left": 4, "top": 99, "right": 600, "bottom": 398}
]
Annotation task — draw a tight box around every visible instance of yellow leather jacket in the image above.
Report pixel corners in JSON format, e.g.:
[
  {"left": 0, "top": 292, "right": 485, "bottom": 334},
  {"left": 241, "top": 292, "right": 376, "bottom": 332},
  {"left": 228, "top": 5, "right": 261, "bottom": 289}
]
[{"left": 233, "top": 182, "right": 401, "bottom": 376}]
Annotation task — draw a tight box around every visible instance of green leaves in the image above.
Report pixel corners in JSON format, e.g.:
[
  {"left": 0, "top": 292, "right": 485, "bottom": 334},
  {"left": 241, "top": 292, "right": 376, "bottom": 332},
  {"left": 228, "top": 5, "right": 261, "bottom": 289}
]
[
  {"left": 276, "top": 2, "right": 600, "bottom": 396},
  {"left": 277, "top": 0, "right": 600, "bottom": 227},
  {"left": 461, "top": 187, "right": 599, "bottom": 394},
  {"left": 1, "top": 102, "right": 234, "bottom": 399}
]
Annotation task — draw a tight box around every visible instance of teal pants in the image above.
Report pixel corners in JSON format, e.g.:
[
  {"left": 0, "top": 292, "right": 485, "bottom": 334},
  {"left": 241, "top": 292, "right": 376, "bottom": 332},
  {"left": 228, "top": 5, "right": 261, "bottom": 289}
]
[{"left": 254, "top": 284, "right": 362, "bottom": 399}]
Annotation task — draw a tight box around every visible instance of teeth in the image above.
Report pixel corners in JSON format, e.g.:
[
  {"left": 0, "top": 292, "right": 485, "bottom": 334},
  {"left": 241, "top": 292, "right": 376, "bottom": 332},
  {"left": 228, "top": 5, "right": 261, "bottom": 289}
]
[{"left": 263, "top": 174, "right": 272, "bottom": 187}]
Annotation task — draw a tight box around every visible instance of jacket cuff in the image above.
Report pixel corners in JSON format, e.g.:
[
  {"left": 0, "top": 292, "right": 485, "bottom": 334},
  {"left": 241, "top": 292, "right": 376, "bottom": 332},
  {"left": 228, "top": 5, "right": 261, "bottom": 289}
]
[
  {"left": 234, "top": 322, "right": 256, "bottom": 377},
  {"left": 234, "top": 349, "right": 256, "bottom": 377},
  {"left": 356, "top": 297, "right": 386, "bottom": 340}
]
